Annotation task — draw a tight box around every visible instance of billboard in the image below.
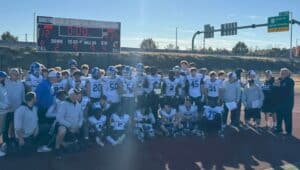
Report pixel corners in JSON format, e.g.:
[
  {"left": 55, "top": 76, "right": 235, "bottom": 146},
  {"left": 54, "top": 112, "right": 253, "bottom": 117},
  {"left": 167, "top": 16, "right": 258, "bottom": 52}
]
[{"left": 37, "top": 16, "right": 120, "bottom": 53}]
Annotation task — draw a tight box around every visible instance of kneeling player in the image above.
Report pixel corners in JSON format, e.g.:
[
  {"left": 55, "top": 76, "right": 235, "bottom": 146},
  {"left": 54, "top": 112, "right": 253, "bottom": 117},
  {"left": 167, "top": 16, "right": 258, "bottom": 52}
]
[
  {"left": 134, "top": 105, "right": 156, "bottom": 142},
  {"left": 88, "top": 104, "right": 107, "bottom": 147},
  {"left": 178, "top": 97, "right": 199, "bottom": 135},
  {"left": 158, "top": 102, "right": 180, "bottom": 137},
  {"left": 202, "top": 100, "right": 224, "bottom": 138},
  {"left": 106, "top": 106, "right": 130, "bottom": 146}
]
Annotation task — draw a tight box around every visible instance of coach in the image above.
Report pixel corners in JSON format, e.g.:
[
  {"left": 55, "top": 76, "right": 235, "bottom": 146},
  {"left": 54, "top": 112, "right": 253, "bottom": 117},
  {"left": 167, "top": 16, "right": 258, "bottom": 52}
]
[
  {"left": 276, "top": 68, "right": 294, "bottom": 136},
  {"left": 35, "top": 70, "right": 58, "bottom": 124}
]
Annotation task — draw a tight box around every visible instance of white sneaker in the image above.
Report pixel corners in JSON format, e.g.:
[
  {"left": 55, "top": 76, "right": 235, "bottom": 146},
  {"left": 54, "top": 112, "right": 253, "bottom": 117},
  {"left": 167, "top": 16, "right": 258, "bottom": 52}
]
[
  {"left": 37, "top": 145, "right": 52, "bottom": 153},
  {"left": 116, "top": 134, "right": 126, "bottom": 145},
  {"left": 95, "top": 137, "right": 104, "bottom": 147},
  {"left": 0, "top": 150, "right": 6, "bottom": 157}
]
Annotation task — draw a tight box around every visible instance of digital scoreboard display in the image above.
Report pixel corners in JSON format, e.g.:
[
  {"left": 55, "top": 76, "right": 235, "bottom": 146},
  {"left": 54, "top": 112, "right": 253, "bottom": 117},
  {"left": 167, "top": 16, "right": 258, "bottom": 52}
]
[{"left": 37, "top": 16, "right": 120, "bottom": 53}]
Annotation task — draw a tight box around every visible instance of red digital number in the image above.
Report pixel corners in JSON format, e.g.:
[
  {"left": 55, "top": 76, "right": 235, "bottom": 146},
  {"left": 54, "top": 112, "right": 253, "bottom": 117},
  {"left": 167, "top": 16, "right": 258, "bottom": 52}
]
[
  {"left": 67, "top": 26, "right": 73, "bottom": 36},
  {"left": 54, "top": 43, "right": 59, "bottom": 51},
  {"left": 73, "top": 44, "right": 78, "bottom": 51},
  {"left": 90, "top": 45, "right": 96, "bottom": 52},
  {"left": 82, "top": 28, "right": 88, "bottom": 37}
]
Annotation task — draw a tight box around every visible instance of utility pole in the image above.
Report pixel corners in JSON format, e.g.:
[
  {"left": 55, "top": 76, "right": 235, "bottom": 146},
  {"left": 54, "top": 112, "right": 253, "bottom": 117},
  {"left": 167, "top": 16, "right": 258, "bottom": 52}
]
[
  {"left": 33, "top": 12, "right": 36, "bottom": 42},
  {"left": 25, "top": 34, "right": 28, "bottom": 42},
  {"left": 203, "top": 36, "right": 206, "bottom": 52},
  {"left": 289, "top": 11, "right": 293, "bottom": 61},
  {"left": 175, "top": 27, "right": 178, "bottom": 50}
]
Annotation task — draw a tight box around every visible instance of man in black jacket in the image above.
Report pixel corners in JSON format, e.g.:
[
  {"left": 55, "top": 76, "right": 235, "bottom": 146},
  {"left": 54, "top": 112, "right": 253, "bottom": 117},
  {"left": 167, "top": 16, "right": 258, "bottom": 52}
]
[{"left": 276, "top": 68, "right": 294, "bottom": 136}]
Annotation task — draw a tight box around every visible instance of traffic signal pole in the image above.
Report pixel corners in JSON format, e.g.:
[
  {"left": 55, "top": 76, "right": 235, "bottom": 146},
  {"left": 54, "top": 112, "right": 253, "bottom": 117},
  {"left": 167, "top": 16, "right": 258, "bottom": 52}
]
[{"left": 192, "top": 23, "right": 268, "bottom": 51}]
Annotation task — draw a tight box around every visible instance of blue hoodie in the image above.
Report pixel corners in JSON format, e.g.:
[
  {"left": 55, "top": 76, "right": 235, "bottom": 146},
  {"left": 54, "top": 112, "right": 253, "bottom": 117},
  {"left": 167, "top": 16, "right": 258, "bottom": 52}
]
[{"left": 35, "top": 79, "right": 54, "bottom": 109}]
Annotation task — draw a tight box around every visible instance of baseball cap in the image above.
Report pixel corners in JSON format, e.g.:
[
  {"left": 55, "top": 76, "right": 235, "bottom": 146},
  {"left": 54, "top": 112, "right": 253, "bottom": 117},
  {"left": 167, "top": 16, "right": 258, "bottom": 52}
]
[
  {"left": 0, "top": 71, "right": 7, "bottom": 78},
  {"left": 68, "top": 88, "right": 81, "bottom": 96},
  {"left": 48, "top": 70, "right": 59, "bottom": 78}
]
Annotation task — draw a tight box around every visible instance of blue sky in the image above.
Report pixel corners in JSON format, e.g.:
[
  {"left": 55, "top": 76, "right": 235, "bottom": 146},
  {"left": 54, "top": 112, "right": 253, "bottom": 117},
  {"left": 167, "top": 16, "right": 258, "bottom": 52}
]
[{"left": 0, "top": 0, "right": 299, "bottom": 50}]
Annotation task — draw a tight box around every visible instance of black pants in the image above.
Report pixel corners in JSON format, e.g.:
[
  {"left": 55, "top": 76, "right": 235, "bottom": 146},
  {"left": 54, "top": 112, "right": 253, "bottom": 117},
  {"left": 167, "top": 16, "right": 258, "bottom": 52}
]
[
  {"left": 223, "top": 102, "right": 241, "bottom": 127},
  {"left": 146, "top": 93, "right": 160, "bottom": 120},
  {"left": 202, "top": 114, "right": 222, "bottom": 135},
  {"left": 190, "top": 96, "right": 204, "bottom": 113},
  {"left": 276, "top": 108, "right": 293, "bottom": 134}
]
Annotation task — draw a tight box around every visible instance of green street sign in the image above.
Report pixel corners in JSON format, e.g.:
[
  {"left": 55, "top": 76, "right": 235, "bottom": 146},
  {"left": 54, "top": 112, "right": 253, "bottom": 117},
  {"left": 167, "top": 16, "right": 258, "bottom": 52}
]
[
  {"left": 268, "top": 15, "right": 289, "bottom": 32},
  {"left": 279, "top": 11, "right": 289, "bottom": 16}
]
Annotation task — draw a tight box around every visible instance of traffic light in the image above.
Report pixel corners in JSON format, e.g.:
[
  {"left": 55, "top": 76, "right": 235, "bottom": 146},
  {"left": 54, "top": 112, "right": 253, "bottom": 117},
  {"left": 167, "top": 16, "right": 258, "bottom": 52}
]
[
  {"left": 204, "top": 24, "right": 214, "bottom": 38},
  {"left": 221, "top": 22, "right": 237, "bottom": 36}
]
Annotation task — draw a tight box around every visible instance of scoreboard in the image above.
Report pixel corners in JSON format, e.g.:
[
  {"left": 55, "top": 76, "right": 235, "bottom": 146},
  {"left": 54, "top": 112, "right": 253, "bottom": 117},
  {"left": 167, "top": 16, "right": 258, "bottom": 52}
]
[{"left": 37, "top": 16, "right": 120, "bottom": 53}]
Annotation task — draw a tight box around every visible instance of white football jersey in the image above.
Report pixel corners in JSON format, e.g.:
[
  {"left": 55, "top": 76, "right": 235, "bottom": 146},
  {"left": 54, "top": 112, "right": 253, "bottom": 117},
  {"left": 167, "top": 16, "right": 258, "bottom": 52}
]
[
  {"left": 159, "top": 108, "right": 177, "bottom": 121},
  {"left": 163, "top": 78, "right": 179, "bottom": 97},
  {"left": 134, "top": 110, "right": 156, "bottom": 124},
  {"left": 203, "top": 105, "right": 223, "bottom": 120},
  {"left": 87, "top": 78, "right": 102, "bottom": 99},
  {"left": 133, "top": 74, "right": 146, "bottom": 96},
  {"left": 205, "top": 79, "right": 222, "bottom": 97},
  {"left": 92, "top": 101, "right": 111, "bottom": 112},
  {"left": 79, "top": 96, "right": 90, "bottom": 111},
  {"left": 178, "top": 104, "right": 198, "bottom": 117},
  {"left": 186, "top": 74, "right": 204, "bottom": 97},
  {"left": 120, "top": 77, "right": 135, "bottom": 98},
  {"left": 176, "top": 75, "right": 186, "bottom": 96},
  {"left": 26, "top": 74, "right": 43, "bottom": 91},
  {"left": 88, "top": 115, "right": 107, "bottom": 130},
  {"left": 102, "top": 76, "right": 120, "bottom": 103},
  {"left": 145, "top": 74, "right": 161, "bottom": 94},
  {"left": 70, "top": 78, "right": 86, "bottom": 90},
  {"left": 110, "top": 113, "right": 130, "bottom": 131},
  {"left": 52, "top": 80, "right": 65, "bottom": 94}
]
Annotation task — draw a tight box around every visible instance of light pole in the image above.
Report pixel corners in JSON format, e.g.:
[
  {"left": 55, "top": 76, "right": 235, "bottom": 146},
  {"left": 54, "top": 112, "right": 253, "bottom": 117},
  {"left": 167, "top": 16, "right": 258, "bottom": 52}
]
[
  {"left": 289, "top": 11, "right": 293, "bottom": 61},
  {"left": 175, "top": 27, "right": 178, "bottom": 50}
]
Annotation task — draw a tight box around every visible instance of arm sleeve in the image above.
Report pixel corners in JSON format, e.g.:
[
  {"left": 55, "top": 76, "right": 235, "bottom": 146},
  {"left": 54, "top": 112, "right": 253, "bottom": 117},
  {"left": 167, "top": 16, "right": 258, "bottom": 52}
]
[
  {"left": 78, "top": 109, "right": 84, "bottom": 127},
  {"left": 0, "top": 91, "right": 9, "bottom": 109},
  {"left": 56, "top": 103, "right": 72, "bottom": 128},
  {"left": 14, "top": 107, "right": 23, "bottom": 131}
]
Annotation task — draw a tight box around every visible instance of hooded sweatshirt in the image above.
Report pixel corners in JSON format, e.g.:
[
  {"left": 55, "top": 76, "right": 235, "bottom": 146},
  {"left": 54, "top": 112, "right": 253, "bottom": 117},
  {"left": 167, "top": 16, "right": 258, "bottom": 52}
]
[
  {"left": 0, "top": 84, "right": 9, "bottom": 115},
  {"left": 5, "top": 79, "right": 25, "bottom": 112},
  {"left": 222, "top": 80, "right": 242, "bottom": 103},
  {"left": 242, "top": 84, "right": 264, "bottom": 109},
  {"left": 56, "top": 98, "right": 83, "bottom": 128},
  {"left": 14, "top": 103, "right": 38, "bottom": 138}
]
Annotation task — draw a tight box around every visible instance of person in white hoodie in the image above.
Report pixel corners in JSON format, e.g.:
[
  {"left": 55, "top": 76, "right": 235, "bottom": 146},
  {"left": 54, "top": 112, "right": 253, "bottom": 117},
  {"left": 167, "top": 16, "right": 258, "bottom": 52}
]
[
  {"left": 242, "top": 71, "right": 264, "bottom": 129},
  {"left": 0, "top": 71, "right": 9, "bottom": 156},
  {"left": 5, "top": 68, "right": 25, "bottom": 145},
  {"left": 14, "top": 92, "right": 39, "bottom": 152},
  {"left": 220, "top": 72, "right": 242, "bottom": 128},
  {"left": 55, "top": 88, "right": 83, "bottom": 157}
]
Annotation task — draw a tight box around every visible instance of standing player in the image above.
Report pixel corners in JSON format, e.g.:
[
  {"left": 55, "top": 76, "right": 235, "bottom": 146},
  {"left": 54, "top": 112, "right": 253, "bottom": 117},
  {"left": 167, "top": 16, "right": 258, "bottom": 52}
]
[
  {"left": 52, "top": 72, "right": 65, "bottom": 95},
  {"left": 102, "top": 66, "right": 121, "bottom": 112},
  {"left": 25, "top": 62, "right": 43, "bottom": 92},
  {"left": 173, "top": 65, "right": 186, "bottom": 104},
  {"left": 204, "top": 71, "right": 222, "bottom": 106},
  {"left": 134, "top": 63, "right": 147, "bottom": 109},
  {"left": 145, "top": 67, "right": 162, "bottom": 119},
  {"left": 185, "top": 67, "right": 205, "bottom": 111},
  {"left": 86, "top": 67, "right": 102, "bottom": 103},
  {"left": 162, "top": 70, "right": 179, "bottom": 108},
  {"left": 120, "top": 66, "right": 136, "bottom": 116}
]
